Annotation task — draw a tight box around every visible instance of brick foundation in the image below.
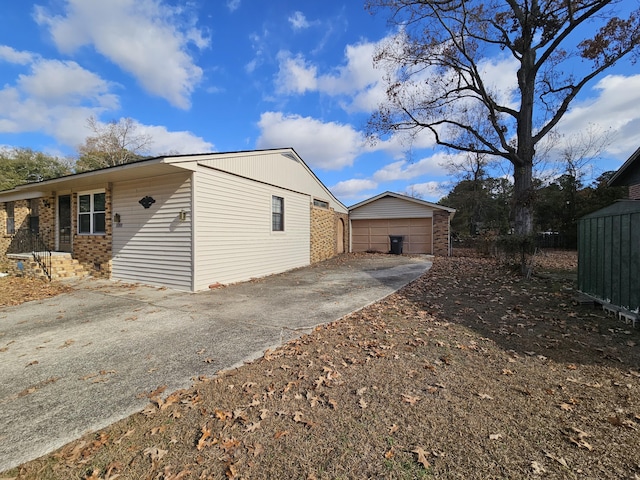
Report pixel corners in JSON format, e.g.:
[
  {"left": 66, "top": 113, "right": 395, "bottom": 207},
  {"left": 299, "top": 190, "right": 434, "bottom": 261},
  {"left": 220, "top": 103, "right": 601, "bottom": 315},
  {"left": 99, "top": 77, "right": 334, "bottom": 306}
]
[{"left": 310, "top": 205, "right": 349, "bottom": 263}]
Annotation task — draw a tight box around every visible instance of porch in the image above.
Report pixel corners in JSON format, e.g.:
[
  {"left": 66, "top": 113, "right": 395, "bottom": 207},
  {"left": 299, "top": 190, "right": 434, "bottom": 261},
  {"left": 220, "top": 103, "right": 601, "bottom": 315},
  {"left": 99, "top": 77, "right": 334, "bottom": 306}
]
[
  {"left": 4, "top": 230, "right": 88, "bottom": 280},
  {"left": 5, "top": 251, "right": 89, "bottom": 280}
]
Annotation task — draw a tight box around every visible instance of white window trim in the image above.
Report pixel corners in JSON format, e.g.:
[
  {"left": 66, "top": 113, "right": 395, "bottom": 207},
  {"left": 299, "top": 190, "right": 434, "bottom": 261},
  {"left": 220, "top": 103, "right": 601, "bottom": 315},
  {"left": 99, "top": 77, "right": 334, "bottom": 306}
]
[
  {"left": 272, "top": 195, "right": 285, "bottom": 233},
  {"left": 77, "top": 189, "right": 106, "bottom": 235}
]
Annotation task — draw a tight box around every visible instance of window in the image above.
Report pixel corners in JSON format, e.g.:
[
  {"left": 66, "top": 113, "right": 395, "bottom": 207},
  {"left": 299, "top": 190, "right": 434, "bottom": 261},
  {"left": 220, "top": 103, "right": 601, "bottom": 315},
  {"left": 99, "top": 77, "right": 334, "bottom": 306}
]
[
  {"left": 5, "top": 202, "right": 14, "bottom": 234},
  {"left": 272, "top": 196, "right": 284, "bottom": 231},
  {"left": 78, "top": 191, "right": 106, "bottom": 234},
  {"left": 313, "top": 198, "right": 329, "bottom": 209}
]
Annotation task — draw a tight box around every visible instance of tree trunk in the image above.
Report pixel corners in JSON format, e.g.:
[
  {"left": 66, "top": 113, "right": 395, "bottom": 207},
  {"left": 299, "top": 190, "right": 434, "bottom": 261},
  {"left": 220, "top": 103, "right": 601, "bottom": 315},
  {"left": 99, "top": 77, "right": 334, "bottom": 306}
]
[{"left": 513, "top": 162, "right": 534, "bottom": 236}]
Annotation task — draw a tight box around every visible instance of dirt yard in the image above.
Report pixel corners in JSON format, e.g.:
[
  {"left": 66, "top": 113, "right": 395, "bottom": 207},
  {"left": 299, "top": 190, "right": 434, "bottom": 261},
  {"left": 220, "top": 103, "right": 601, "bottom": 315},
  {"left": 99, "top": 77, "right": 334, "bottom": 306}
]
[{"left": 2, "top": 250, "right": 639, "bottom": 479}]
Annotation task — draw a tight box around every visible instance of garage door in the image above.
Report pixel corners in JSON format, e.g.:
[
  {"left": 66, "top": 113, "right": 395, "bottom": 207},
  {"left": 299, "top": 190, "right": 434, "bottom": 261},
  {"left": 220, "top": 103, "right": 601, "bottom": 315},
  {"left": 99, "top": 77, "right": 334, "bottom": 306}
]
[{"left": 351, "top": 218, "right": 432, "bottom": 254}]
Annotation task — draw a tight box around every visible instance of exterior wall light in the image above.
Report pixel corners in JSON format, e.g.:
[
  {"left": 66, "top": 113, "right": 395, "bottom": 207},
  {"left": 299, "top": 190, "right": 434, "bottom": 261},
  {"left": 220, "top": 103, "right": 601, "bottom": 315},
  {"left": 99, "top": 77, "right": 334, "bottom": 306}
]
[{"left": 179, "top": 210, "right": 187, "bottom": 221}]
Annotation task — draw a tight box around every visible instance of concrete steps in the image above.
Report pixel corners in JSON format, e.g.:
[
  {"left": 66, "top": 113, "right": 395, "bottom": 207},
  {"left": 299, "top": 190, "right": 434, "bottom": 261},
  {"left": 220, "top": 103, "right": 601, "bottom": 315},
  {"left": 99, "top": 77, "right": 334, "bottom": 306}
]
[{"left": 7, "top": 253, "right": 89, "bottom": 280}]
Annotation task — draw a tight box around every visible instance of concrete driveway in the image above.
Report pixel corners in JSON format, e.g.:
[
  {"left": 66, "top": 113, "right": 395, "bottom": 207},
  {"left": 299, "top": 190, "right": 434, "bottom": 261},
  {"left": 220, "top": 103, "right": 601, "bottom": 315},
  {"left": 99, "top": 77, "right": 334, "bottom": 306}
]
[{"left": 0, "top": 254, "right": 431, "bottom": 472}]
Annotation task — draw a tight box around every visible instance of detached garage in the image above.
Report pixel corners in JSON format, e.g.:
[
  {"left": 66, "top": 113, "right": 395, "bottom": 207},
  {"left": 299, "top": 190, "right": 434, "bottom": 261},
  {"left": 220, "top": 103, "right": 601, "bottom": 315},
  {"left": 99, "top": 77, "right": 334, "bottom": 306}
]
[{"left": 349, "top": 191, "right": 455, "bottom": 256}]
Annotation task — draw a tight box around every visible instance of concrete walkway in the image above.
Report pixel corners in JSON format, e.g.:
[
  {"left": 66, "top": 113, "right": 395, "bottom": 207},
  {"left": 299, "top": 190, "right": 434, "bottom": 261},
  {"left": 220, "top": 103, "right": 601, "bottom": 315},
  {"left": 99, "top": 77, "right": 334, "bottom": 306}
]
[{"left": 0, "top": 254, "right": 431, "bottom": 472}]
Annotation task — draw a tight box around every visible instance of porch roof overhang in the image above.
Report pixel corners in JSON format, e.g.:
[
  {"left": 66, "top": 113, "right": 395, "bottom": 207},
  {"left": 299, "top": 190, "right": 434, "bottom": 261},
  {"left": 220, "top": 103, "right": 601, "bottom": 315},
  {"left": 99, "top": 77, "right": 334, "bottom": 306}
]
[{"left": 0, "top": 158, "right": 193, "bottom": 202}]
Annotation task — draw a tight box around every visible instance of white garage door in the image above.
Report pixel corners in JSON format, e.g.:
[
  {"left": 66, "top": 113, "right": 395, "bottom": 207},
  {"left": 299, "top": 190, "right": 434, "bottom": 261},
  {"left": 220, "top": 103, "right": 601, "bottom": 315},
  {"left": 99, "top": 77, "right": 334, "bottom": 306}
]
[{"left": 351, "top": 218, "right": 432, "bottom": 254}]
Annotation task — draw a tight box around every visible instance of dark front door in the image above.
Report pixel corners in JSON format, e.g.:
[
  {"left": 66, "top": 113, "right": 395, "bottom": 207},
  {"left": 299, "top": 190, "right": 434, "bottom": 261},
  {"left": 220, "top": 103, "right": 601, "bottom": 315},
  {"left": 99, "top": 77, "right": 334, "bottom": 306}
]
[{"left": 58, "top": 195, "right": 72, "bottom": 252}]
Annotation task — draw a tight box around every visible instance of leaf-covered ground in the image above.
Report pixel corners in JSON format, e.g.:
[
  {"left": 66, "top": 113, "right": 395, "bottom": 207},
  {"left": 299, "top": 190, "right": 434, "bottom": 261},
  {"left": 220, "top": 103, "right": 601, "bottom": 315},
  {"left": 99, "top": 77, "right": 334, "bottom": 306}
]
[
  {"left": 3, "top": 250, "right": 640, "bottom": 479},
  {"left": 0, "top": 276, "right": 71, "bottom": 307}
]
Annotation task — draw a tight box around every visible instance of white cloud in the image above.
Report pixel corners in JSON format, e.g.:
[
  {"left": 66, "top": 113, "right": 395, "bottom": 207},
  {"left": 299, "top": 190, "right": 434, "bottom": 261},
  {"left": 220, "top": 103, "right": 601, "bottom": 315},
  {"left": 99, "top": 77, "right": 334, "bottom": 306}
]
[
  {"left": 18, "top": 59, "right": 116, "bottom": 107},
  {"left": 554, "top": 74, "right": 640, "bottom": 159},
  {"left": 0, "top": 45, "right": 35, "bottom": 65},
  {"left": 0, "top": 57, "right": 118, "bottom": 143},
  {"left": 274, "top": 40, "right": 385, "bottom": 113},
  {"left": 288, "top": 11, "right": 310, "bottom": 31},
  {"left": 227, "top": 0, "right": 241, "bottom": 12},
  {"left": 137, "top": 123, "right": 214, "bottom": 155},
  {"left": 373, "top": 151, "right": 459, "bottom": 182},
  {"left": 0, "top": 52, "right": 211, "bottom": 154},
  {"left": 256, "top": 111, "right": 365, "bottom": 170},
  {"left": 329, "top": 178, "right": 378, "bottom": 199},
  {"left": 275, "top": 51, "right": 317, "bottom": 94},
  {"left": 406, "top": 182, "right": 449, "bottom": 202},
  {"left": 34, "top": 0, "right": 208, "bottom": 109}
]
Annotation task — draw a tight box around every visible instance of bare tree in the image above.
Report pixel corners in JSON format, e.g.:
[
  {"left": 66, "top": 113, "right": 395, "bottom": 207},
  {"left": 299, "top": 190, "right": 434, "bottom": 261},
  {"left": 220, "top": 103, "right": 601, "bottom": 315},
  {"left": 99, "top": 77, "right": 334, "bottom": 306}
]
[
  {"left": 366, "top": 0, "right": 640, "bottom": 238},
  {"left": 76, "top": 116, "right": 153, "bottom": 172}
]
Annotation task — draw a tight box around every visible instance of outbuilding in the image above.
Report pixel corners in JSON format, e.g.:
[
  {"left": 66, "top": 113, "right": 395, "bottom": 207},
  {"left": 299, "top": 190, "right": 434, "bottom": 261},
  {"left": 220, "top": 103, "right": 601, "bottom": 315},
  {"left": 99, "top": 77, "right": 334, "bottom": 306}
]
[
  {"left": 349, "top": 191, "right": 455, "bottom": 256},
  {"left": 578, "top": 146, "right": 640, "bottom": 315}
]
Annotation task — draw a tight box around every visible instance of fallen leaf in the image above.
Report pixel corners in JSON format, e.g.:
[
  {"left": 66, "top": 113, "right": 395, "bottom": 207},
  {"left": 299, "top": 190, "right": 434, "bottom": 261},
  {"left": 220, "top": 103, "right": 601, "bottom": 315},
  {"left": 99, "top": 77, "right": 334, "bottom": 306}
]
[
  {"left": 477, "top": 393, "right": 493, "bottom": 400},
  {"left": 143, "top": 446, "right": 167, "bottom": 463},
  {"left": 196, "top": 425, "right": 213, "bottom": 451},
  {"left": 248, "top": 443, "right": 264, "bottom": 457},
  {"left": 245, "top": 422, "right": 261, "bottom": 432},
  {"left": 412, "top": 447, "right": 431, "bottom": 469},
  {"left": 274, "top": 430, "right": 289, "bottom": 439},
  {"left": 402, "top": 394, "right": 420, "bottom": 405},
  {"left": 220, "top": 438, "right": 240, "bottom": 453},
  {"left": 489, "top": 433, "right": 503, "bottom": 440},
  {"left": 544, "top": 451, "right": 569, "bottom": 468},
  {"left": 215, "top": 409, "right": 232, "bottom": 421},
  {"left": 531, "top": 461, "right": 546, "bottom": 475},
  {"left": 389, "top": 424, "right": 399, "bottom": 434},
  {"left": 226, "top": 463, "right": 238, "bottom": 479},
  {"left": 359, "top": 398, "right": 368, "bottom": 409},
  {"left": 384, "top": 447, "right": 395, "bottom": 459},
  {"left": 114, "top": 429, "right": 135, "bottom": 445}
]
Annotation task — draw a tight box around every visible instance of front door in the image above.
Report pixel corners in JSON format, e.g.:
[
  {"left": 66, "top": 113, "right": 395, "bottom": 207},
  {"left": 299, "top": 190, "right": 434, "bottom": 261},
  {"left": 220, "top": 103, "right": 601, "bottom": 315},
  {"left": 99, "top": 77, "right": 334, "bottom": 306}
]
[{"left": 58, "top": 195, "right": 72, "bottom": 252}]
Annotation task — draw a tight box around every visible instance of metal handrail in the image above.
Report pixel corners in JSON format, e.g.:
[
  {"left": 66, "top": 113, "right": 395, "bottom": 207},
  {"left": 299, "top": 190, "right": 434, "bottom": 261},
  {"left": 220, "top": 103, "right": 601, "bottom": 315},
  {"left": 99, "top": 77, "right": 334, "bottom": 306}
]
[{"left": 7, "top": 230, "right": 52, "bottom": 280}]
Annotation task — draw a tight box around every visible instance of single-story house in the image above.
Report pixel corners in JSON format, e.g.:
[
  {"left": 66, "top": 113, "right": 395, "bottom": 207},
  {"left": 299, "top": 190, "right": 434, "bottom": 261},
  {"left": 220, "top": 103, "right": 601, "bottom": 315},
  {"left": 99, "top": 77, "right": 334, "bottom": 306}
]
[
  {"left": 578, "top": 146, "right": 640, "bottom": 316},
  {"left": 0, "top": 148, "right": 348, "bottom": 292},
  {"left": 349, "top": 191, "right": 455, "bottom": 256}
]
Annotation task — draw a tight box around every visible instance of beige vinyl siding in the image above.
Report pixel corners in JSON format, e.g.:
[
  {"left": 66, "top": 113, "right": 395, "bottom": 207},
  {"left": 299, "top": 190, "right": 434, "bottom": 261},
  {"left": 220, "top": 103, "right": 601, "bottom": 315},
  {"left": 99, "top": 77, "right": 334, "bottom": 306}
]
[
  {"left": 193, "top": 166, "right": 310, "bottom": 290},
  {"left": 111, "top": 172, "right": 193, "bottom": 291},
  {"left": 349, "top": 196, "right": 435, "bottom": 219},
  {"left": 196, "top": 151, "right": 347, "bottom": 214}
]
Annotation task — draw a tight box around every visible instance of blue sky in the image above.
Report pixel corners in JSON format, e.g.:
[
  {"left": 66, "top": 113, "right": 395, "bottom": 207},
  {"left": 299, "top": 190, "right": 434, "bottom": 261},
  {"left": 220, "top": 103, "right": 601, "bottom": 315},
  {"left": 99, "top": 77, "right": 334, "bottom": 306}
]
[{"left": 0, "top": 1, "right": 638, "bottom": 206}]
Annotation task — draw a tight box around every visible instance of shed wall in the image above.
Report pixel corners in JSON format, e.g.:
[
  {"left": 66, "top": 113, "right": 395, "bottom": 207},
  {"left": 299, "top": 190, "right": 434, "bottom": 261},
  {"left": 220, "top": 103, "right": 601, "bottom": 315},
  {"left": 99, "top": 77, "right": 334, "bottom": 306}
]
[
  {"left": 349, "top": 196, "right": 435, "bottom": 219},
  {"left": 193, "top": 166, "right": 310, "bottom": 290},
  {"left": 578, "top": 210, "right": 640, "bottom": 311},
  {"left": 111, "top": 172, "right": 193, "bottom": 291}
]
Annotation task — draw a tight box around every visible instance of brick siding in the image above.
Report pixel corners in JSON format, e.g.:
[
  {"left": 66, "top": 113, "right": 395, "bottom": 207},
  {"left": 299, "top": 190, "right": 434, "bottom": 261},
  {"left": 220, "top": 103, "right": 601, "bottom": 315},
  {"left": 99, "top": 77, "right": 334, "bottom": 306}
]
[
  {"left": 310, "top": 205, "right": 348, "bottom": 263},
  {"left": 432, "top": 210, "right": 452, "bottom": 256},
  {"left": 71, "top": 187, "right": 113, "bottom": 277},
  {"left": 629, "top": 184, "right": 640, "bottom": 200}
]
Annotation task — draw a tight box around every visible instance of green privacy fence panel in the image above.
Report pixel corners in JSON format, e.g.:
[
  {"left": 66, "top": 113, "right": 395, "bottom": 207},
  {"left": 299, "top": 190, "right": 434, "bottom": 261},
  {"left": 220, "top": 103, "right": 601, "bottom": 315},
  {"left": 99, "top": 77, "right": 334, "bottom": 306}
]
[{"left": 578, "top": 201, "right": 640, "bottom": 312}]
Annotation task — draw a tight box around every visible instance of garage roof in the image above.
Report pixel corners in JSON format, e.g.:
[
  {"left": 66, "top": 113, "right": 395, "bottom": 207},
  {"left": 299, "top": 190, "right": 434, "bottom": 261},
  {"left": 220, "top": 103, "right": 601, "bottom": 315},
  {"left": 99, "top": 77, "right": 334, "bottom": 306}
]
[{"left": 349, "top": 191, "right": 456, "bottom": 213}]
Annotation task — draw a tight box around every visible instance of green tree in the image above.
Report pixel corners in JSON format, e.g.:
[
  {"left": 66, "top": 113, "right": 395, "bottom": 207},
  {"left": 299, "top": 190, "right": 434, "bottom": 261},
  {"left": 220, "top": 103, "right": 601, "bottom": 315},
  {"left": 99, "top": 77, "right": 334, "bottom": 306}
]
[
  {"left": 75, "top": 116, "right": 153, "bottom": 172},
  {"left": 366, "top": 0, "right": 640, "bottom": 240},
  {"left": 440, "top": 175, "right": 512, "bottom": 236},
  {"left": 0, "top": 148, "right": 71, "bottom": 191}
]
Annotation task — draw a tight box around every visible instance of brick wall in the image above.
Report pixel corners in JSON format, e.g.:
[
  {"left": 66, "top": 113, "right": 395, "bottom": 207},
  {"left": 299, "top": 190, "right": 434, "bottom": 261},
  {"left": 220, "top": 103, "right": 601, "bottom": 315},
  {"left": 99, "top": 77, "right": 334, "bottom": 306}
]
[
  {"left": 432, "top": 210, "right": 451, "bottom": 256},
  {"left": 0, "top": 200, "right": 30, "bottom": 256},
  {"left": 310, "top": 206, "right": 349, "bottom": 263},
  {"left": 629, "top": 184, "right": 640, "bottom": 200},
  {"left": 71, "top": 187, "right": 113, "bottom": 277}
]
